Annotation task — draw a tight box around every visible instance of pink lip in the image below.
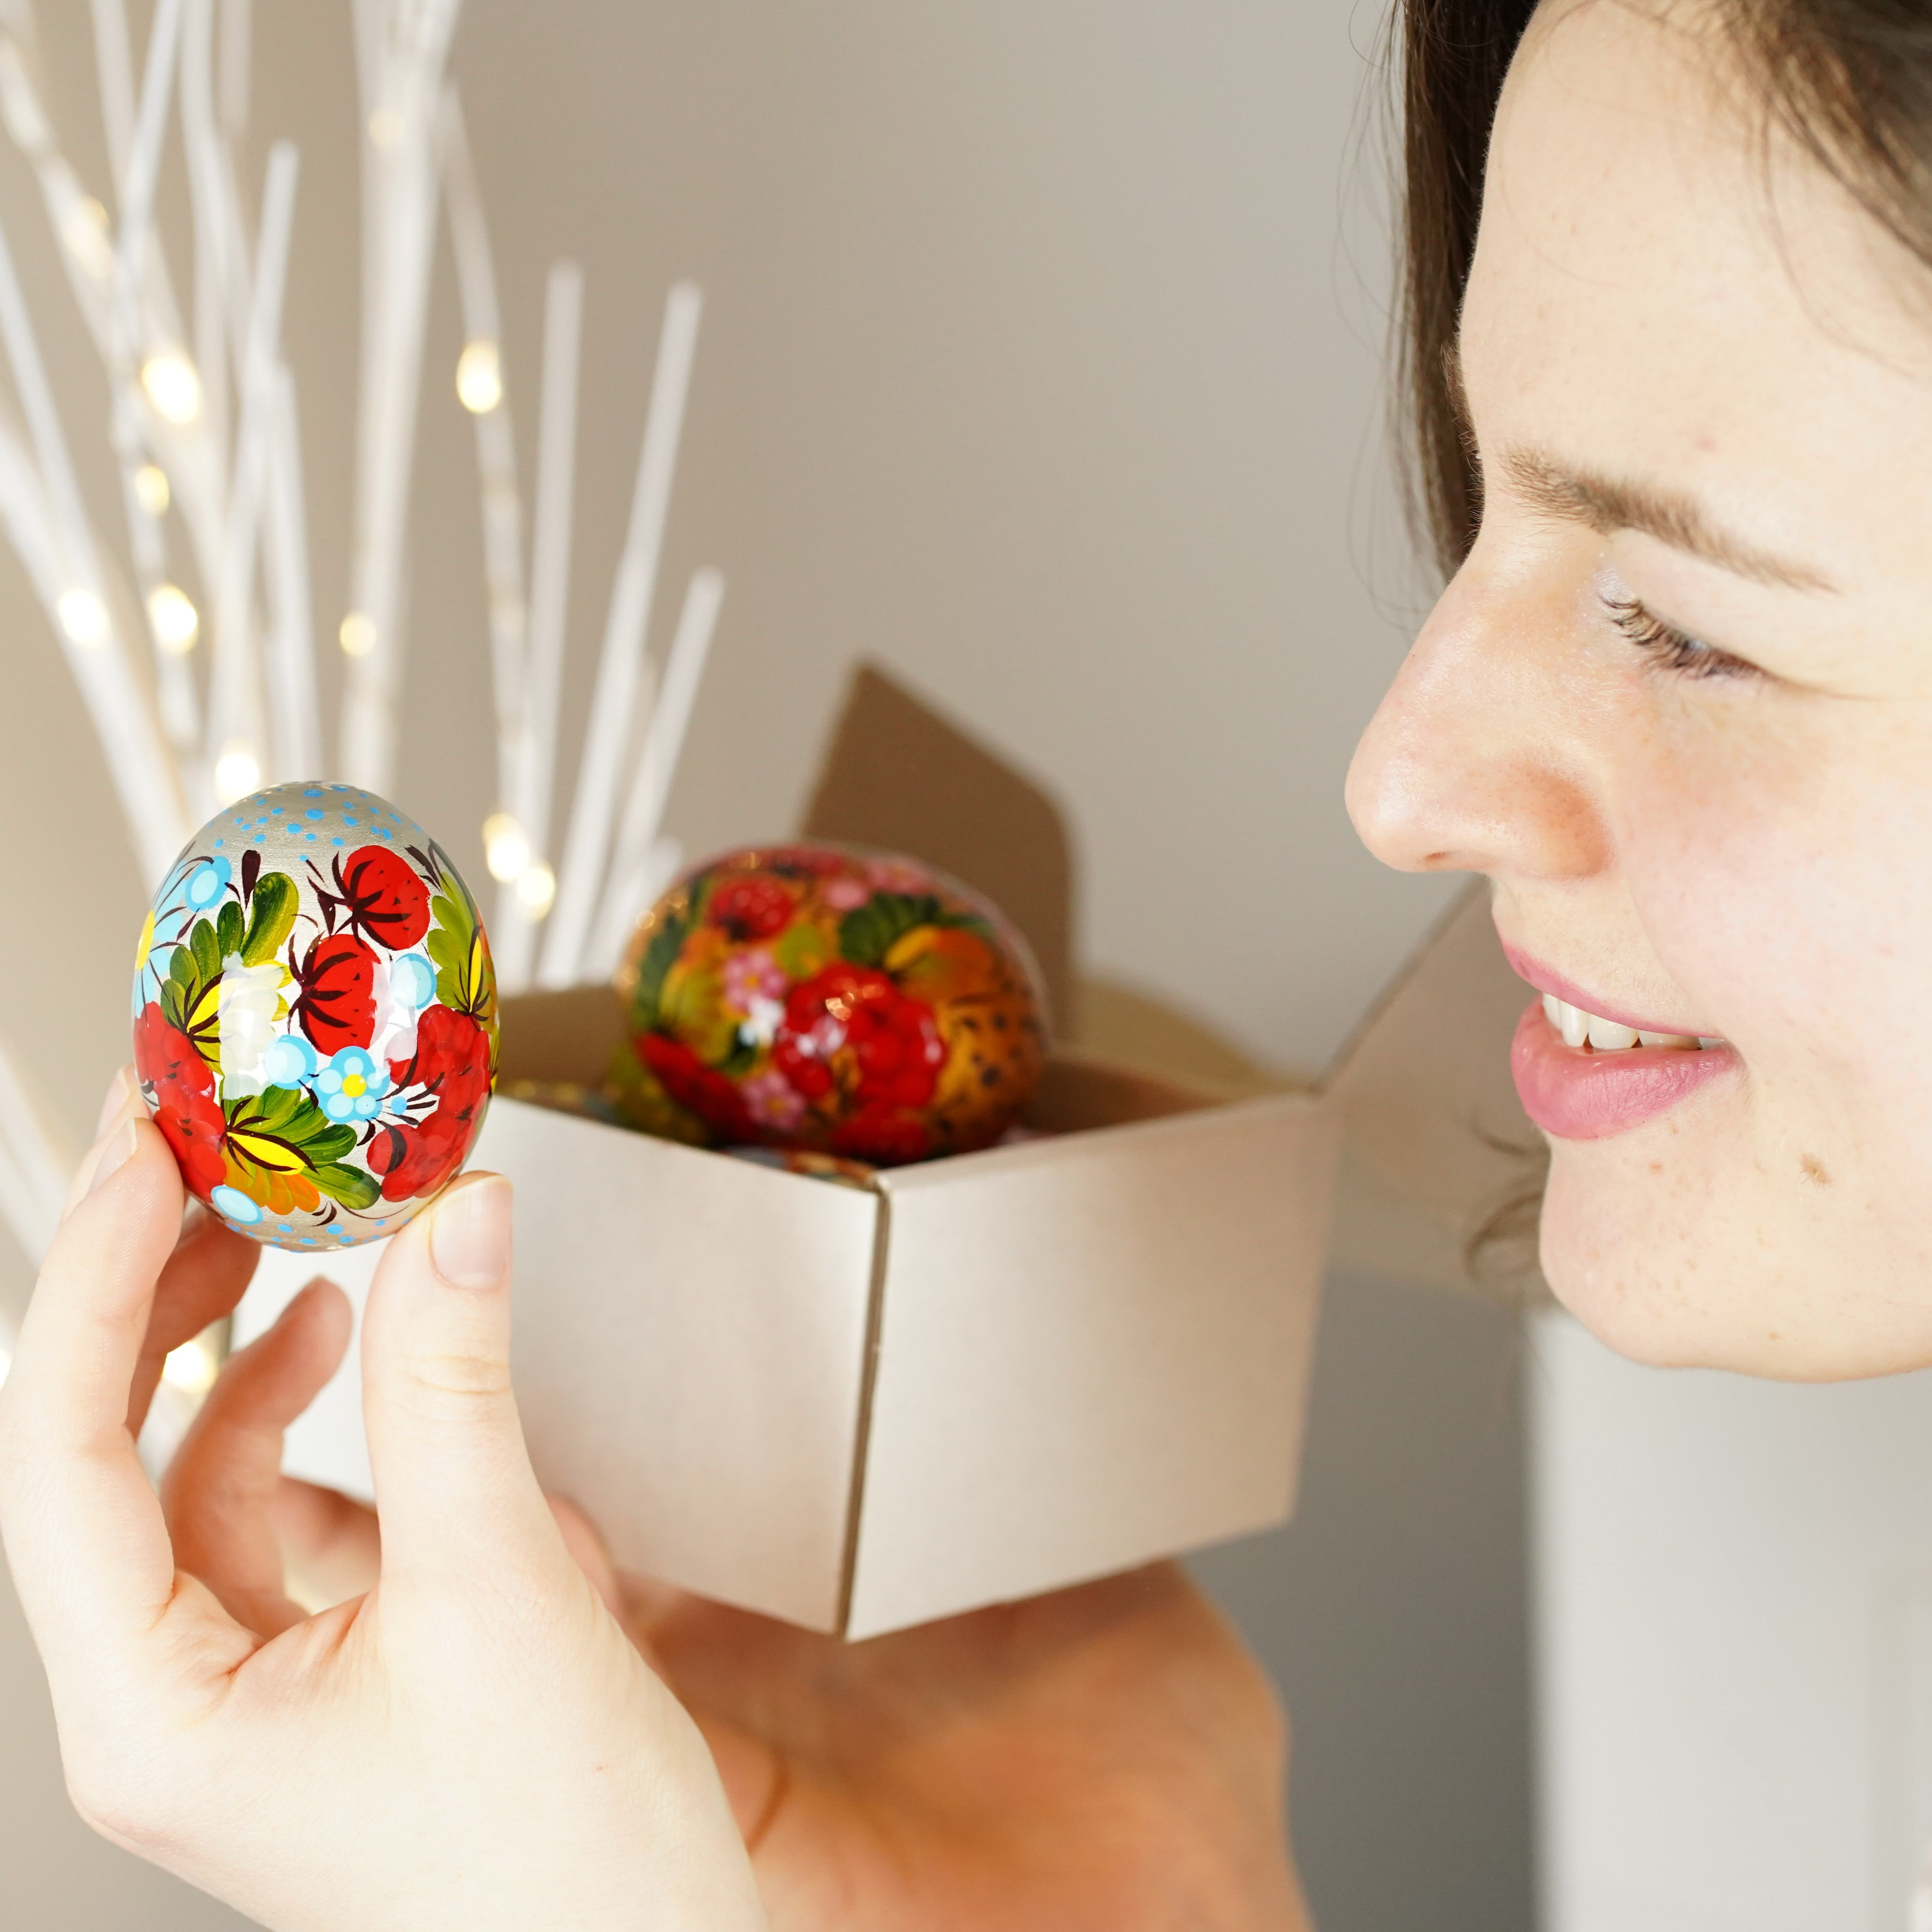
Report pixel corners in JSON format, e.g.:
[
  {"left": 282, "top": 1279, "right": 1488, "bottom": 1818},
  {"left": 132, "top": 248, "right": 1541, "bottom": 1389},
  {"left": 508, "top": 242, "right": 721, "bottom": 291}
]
[
  {"left": 1510, "top": 1001, "right": 1739, "bottom": 1140},
  {"left": 1500, "top": 943, "right": 1707, "bottom": 1039}
]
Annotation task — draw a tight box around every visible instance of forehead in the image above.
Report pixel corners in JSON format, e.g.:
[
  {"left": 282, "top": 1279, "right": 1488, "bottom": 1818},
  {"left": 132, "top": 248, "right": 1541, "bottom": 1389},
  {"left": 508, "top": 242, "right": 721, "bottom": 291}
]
[{"left": 1463, "top": 0, "right": 1932, "bottom": 568}]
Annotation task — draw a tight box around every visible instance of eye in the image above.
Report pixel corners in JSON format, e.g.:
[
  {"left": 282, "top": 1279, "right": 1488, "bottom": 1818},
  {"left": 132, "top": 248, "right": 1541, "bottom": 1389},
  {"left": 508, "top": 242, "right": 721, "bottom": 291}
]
[{"left": 1600, "top": 594, "right": 1761, "bottom": 682}]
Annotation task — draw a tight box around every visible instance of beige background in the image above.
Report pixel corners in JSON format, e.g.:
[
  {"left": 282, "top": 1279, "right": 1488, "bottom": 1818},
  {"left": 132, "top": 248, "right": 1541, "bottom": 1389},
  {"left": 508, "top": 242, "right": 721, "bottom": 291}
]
[{"left": 0, "top": 3, "right": 1530, "bottom": 1927}]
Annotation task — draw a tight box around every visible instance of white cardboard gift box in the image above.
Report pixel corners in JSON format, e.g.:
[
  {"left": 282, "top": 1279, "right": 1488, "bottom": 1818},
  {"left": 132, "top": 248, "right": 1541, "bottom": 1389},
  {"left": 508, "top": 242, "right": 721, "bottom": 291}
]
[{"left": 239, "top": 667, "right": 1535, "bottom": 1640}]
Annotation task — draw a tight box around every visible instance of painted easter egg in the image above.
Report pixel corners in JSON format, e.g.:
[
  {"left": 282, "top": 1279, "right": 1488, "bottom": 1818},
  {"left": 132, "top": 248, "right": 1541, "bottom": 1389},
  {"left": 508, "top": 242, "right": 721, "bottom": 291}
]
[
  {"left": 610, "top": 842, "right": 1047, "bottom": 1166},
  {"left": 131, "top": 783, "right": 498, "bottom": 1251}
]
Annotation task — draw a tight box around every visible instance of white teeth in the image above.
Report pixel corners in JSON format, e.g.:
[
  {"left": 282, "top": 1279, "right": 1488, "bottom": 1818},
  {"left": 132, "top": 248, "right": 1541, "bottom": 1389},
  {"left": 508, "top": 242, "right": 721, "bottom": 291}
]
[
  {"left": 1544, "top": 993, "right": 1713, "bottom": 1052},
  {"left": 1546, "top": 995, "right": 1590, "bottom": 1048}
]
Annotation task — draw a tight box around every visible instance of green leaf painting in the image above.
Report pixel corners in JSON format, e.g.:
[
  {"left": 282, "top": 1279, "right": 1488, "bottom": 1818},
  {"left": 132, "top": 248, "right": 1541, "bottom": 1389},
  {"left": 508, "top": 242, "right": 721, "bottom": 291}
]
[
  {"left": 240, "top": 871, "right": 298, "bottom": 965},
  {"left": 162, "top": 918, "right": 226, "bottom": 1070},
  {"left": 224, "top": 1083, "right": 358, "bottom": 1170},
  {"left": 627, "top": 907, "right": 688, "bottom": 1032},
  {"left": 188, "top": 914, "right": 222, "bottom": 984},
  {"left": 839, "top": 893, "right": 955, "bottom": 968},
  {"left": 312, "top": 1161, "right": 381, "bottom": 1211}
]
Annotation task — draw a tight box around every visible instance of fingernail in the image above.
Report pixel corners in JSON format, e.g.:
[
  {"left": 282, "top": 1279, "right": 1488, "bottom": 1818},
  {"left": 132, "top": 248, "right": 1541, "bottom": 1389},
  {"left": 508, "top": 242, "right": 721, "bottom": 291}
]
[
  {"left": 429, "top": 1176, "right": 512, "bottom": 1289},
  {"left": 86, "top": 1119, "right": 137, "bottom": 1199},
  {"left": 94, "top": 1065, "right": 135, "bottom": 1140}
]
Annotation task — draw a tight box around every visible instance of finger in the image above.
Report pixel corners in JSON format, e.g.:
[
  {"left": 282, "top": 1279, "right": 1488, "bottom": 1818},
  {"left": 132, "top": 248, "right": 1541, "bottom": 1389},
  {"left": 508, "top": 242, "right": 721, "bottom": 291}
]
[
  {"left": 161, "top": 1280, "right": 352, "bottom": 1637},
  {"left": 127, "top": 1205, "right": 260, "bottom": 1437},
  {"left": 0, "top": 1117, "right": 211, "bottom": 1680},
  {"left": 359, "top": 1175, "right": 568, "bottom": 1594},
  {"left": 548, "top": 1496, "right": 622, "bottom": 1616},
  {"left": 57, "top": 1066, "right": 142, "bottom": 1220},
  {"left": 271, "top": 1478, "right": 381, "bottom": 1610}
]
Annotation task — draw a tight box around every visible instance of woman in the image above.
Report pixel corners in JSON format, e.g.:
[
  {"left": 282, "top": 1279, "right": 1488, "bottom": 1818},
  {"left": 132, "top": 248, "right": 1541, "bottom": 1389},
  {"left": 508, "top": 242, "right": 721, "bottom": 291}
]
[{"left": 4, "top": 0, "right": 1926, "bottom": 1923}]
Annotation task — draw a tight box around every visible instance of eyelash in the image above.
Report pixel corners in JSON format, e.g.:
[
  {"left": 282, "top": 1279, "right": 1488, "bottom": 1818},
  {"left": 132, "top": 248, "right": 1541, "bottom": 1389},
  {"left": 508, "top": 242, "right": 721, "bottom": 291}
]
[{"left": 1600, "top": 595, "right": 1759, "bottom": 682}]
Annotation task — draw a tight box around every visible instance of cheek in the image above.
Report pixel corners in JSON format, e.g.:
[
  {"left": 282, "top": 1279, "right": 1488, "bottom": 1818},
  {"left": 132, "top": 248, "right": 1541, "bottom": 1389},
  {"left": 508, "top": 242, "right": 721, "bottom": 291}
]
[{"left": 1605, "top": 701, "right": 1932, "bottom": 1246}]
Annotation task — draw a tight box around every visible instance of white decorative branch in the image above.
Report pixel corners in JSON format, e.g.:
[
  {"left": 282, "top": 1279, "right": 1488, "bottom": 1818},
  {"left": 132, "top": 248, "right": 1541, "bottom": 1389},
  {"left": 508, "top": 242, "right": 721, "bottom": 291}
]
[
  {"left": 0, "top": 1021, "right": 75, "bottom": 1271},
  {"left": 263, "top": 363, "right": 320, "bottom": 777},
  {"left": 0, "top": 214, "right": 185, "bottom": 879},
  {"left": 587, "top": 565, "right": 724, "bottom": 979},
  {"left": 438, "top": 86, "right": 523, "bottom": 815},
  {"left": 88, "top": 0, "right": 137, "bottom": 197},
  {"left": 339, "top": 0, "right": 463, "bottom": 793},
  {"left": 217, "top": 0, "right": 247, "bottom": 138},
  {"left": 540, "top": 280, "right": 702, "bottom": 988},
  {"left": 206, "top": 138, "right": 296, "bottom": 784},
  {"left": 489, "top": 258, "right": 586, "bottom": 992}
]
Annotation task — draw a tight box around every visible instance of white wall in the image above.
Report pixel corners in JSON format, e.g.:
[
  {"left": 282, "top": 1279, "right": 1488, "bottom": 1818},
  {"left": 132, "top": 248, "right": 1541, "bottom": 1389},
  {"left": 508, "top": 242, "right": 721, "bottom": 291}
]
[{"left": 1532, "top": 1310, "right": 1932, "bottom": 1932}]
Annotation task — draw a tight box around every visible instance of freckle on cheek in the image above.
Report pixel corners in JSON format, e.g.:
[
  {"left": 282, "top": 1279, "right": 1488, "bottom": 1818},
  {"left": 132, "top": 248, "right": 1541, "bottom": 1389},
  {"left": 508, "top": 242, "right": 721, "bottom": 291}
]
[{"left": 1801, "top": 1154, "right": 1832, "bottom": 1185}]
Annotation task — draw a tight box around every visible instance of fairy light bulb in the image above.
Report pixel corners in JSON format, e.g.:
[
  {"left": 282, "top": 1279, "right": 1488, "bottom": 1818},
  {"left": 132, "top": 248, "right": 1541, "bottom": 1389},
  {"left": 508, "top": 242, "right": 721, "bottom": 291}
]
[
  {"left": 456, "top": 339, "right": 502, "bottom": 414},
  {"left": 161, "top": 1336, "right": 220, "bottom": 1395},
  {"left": 147, "top": 582, "right": 199, "bottom": 653},
  {"left": 62, "top": 195, "right": 112, "bottom": 277},
  {"left": 483, "top": 811, "right": 530, "bottom": 883},
  {"left": 141, "top": 352, "right": 203, "bottom": 426},
  {"left": 338, "top": 611, "right": 376, "bottom": 658},
  {"left": 57, "top": 587, "right": 108, "bottom": 645},
  {"left": 213, "top": 739, "right": 261, "bottom": 805},
  {"left": 134, "top": 462, "right": 170, "bottom": 517},
  {"left": 368, "top": 106, "right": 402, "bottom": 149},
  {"left": 515, "top": 861, "right": 557, "bottom": 919}
]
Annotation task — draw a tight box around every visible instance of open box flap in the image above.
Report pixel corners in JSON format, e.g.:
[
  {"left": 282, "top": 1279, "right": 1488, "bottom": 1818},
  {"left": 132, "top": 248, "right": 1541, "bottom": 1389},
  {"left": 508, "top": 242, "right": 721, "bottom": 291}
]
[
  {"left": 801, "top": 663, "right": 1078, "bottom": 1035},
  {"left": 1324, "top": 881, "right": 1544, "bottom": 1293}
]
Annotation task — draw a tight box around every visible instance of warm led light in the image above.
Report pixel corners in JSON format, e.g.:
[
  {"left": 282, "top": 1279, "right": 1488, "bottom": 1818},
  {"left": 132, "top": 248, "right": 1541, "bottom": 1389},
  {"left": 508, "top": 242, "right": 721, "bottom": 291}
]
[
  {"left": 339, "top": 611, "right": 376, "bottom": 658},
  {"left": 456, "top": 338, "right": 503, "bottom": 414},
  {"left": 368, "top": 106, "right": 402, "bottom": 149},
  {"left": 483, "top": 811, "right": 530, "bottom": 883},
  {"left": 62, "top": 195, "right": 112, "bottom": 277},
  {"left": 161, "top": 1338, "right": 219, "bottom": 1395},
  {"left": 213, "top": 739, "right": 261, "bottom": 805},
  {"left": 147, "top": 582, "right": 199, "bottom": 653},
  {"left": 134, "top": 462, "right": 170, "bottom": 517},
  {"left": 141, "top": 352, "right": 203, "bottom": 426},
  {"left": 57, "top": 587, "right": 108, "bottom": 645},
  {"left": 514, "top": 861, "right": 557, "bottom": 919}
]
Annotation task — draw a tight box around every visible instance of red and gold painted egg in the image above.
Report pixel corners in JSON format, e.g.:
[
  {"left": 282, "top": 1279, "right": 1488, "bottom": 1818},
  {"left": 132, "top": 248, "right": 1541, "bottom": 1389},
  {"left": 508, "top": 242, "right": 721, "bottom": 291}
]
[{"left": 611, "top": 843, "right": 1046, "bottom": 1165}]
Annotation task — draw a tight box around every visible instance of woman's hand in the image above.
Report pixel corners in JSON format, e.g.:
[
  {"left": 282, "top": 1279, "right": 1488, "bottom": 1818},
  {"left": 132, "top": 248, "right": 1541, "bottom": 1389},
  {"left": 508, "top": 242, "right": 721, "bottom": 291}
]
[
  {"left": 287, "top": 1510, "right": 1314, "bottom": 1932},
  {"left": 280, "top": 1361, "right": 1315, "bottom": 1926},
  {"left": 0, "top": 1074, "right": 766, "bottom": 1932},
  {"left": 621, "top": 1561, "right": 1316, "bottom": 1932}
]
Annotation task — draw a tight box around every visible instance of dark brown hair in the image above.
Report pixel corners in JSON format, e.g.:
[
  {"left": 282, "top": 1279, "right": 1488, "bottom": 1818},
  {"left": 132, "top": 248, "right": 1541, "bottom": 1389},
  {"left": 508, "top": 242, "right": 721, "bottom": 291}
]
[{"left": 1397, "top": 0, "right": 1932, "bottom": 577}]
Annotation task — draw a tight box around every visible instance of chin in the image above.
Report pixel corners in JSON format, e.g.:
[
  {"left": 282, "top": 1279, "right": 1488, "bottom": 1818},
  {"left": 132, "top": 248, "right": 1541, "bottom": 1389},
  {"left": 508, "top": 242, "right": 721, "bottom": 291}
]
[{"left": 1532, "top": 1138, "right": 1922, "bottom": 1383}]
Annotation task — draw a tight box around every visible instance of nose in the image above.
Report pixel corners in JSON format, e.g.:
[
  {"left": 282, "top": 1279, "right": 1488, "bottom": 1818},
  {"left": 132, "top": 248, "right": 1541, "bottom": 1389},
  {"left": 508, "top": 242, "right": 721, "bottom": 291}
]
[{"left": 1345, "top": 557, "right": 1609, "bottom": 882}]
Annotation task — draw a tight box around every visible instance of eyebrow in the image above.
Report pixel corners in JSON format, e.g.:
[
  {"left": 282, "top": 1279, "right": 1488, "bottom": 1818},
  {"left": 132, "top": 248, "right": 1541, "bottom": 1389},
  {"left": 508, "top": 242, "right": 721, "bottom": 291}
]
[{"left": 1444, "top": 338, "right": 1838, "bottom": 594}]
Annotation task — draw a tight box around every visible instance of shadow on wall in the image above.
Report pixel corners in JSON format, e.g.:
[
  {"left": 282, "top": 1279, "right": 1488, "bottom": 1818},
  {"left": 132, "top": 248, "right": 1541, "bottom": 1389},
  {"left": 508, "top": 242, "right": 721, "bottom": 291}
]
[{"left": 1193, "top": 1266, "right": 1536, "bottom": 1932}]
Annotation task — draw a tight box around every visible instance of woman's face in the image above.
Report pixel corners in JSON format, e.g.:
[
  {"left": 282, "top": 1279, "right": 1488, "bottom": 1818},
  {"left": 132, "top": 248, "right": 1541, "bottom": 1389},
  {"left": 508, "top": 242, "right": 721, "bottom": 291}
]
[{"left": 1348, "top": 0, "right": 1932, "bottom": 1377}]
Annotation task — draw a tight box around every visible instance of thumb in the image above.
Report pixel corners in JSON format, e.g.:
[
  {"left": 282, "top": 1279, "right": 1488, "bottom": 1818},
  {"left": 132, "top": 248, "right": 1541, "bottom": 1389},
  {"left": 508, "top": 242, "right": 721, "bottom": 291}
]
[
  {"left": 548, "top": 1496, "right": 623, "bottom": 1616},
  {"left": 359, "top": 1174, "right": 564, "bottom": 1593}
]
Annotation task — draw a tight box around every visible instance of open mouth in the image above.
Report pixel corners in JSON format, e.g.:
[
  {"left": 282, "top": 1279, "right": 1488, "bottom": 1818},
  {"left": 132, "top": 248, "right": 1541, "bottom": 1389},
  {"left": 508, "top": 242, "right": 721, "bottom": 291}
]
[{"left": 1511, "top": 998, "right": 1739, "bottom": 1141}]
